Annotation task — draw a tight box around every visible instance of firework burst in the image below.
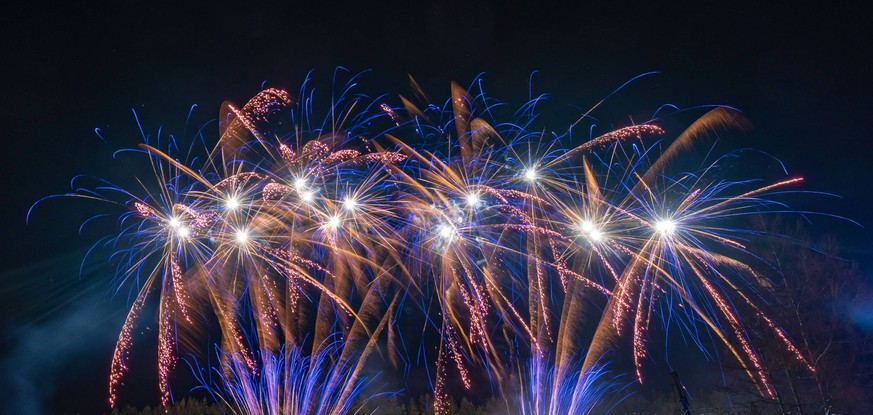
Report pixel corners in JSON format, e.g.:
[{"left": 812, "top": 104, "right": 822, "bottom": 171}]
[{"left": 41, "top": 71, "right": 819, "bottom": 413}]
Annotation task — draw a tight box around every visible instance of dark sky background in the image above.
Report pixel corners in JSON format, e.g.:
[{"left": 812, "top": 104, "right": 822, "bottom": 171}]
[{"left": 2, "top": 1, "right": 872, "bottom": 414}]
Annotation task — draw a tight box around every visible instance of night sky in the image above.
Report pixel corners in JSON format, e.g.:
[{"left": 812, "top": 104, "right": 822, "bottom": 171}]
[{"left": 2, "top": 2, "right": 872, "bottom": 414}]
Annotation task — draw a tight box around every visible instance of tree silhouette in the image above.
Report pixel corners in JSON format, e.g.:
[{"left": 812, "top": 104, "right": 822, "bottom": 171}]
[{"left": 719, "top": 218, "right": 873, "bottom": 414}]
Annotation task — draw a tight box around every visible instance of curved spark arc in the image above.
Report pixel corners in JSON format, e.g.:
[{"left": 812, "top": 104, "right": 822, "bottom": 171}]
[{"left": 45, "top": 73, "right": 823, "bottom": 413}]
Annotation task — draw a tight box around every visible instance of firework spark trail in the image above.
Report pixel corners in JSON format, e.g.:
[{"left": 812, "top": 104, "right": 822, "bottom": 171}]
[
  {"left": 47, "top": 73, "right": 824, "bottom": 413},
  {"left": 157, "top": 277, "right": 177, "bottom": 407},
  {"left": 108, "top": 276, "right": 154, "bottom": 409}
]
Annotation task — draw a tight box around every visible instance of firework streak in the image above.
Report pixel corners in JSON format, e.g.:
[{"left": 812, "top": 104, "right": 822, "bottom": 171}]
[{"left": 55, "top": 74, "right": 814, "bottom": 414}]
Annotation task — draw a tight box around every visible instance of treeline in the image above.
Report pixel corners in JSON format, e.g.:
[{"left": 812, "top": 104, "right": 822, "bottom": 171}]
[{"left": 698, "top": 219, "right": 873, "bottom": 414}]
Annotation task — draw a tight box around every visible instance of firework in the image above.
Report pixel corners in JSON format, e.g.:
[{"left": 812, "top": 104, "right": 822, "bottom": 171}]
[
  {"left": 43, "top": 71, "right": 817, "bottom": 413},
  {"left": 192, "top": 334, "right": 390, "bottom": 415}
]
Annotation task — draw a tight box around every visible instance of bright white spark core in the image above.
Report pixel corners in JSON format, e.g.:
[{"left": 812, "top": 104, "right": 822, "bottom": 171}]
[
  {"left": 176, "top": 227, "right": 190, "bottom": 239},
  {"left": 654, "top": 219, "right": 677, "bottom": 236},
  {"left": 588, "top": 229, "right": 604, "bottom": 242},
  {"left": 523, "top": 168, "right": 538, "bottom": 182},
  {"left": 343, "top": 197, "right": 357, "bottom": 211},
  {"left": 301, "top": 190, "right": 315, "bottom": 203},
  {"left": 225, "top": 197, "right": 240, "bottom": 210},
  {"left": 327, "top": 215, "right": 341, "bottom": 229},
  {"left": 168, "top": 217, "right": 181, "bottom": 228},
  {"left": 579, "top": 220, "right": 604, "bottom": 241},
  {"left": 294, "top": 177, "right": 306, "bottom": 189},
  {"left": 235, "top": 230, "right": 249, "bottom": 244},
  {"left": 465, "top": 192, "right": 480, "bottom": 208},
  {"left": 438, "top": 224, "right": 455, "bottom": 240}
]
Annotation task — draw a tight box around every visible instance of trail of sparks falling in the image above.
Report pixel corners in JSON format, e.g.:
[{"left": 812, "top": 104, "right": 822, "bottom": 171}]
[{"left": 55, "top": 76, "right": 819, "bottom": 413}]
